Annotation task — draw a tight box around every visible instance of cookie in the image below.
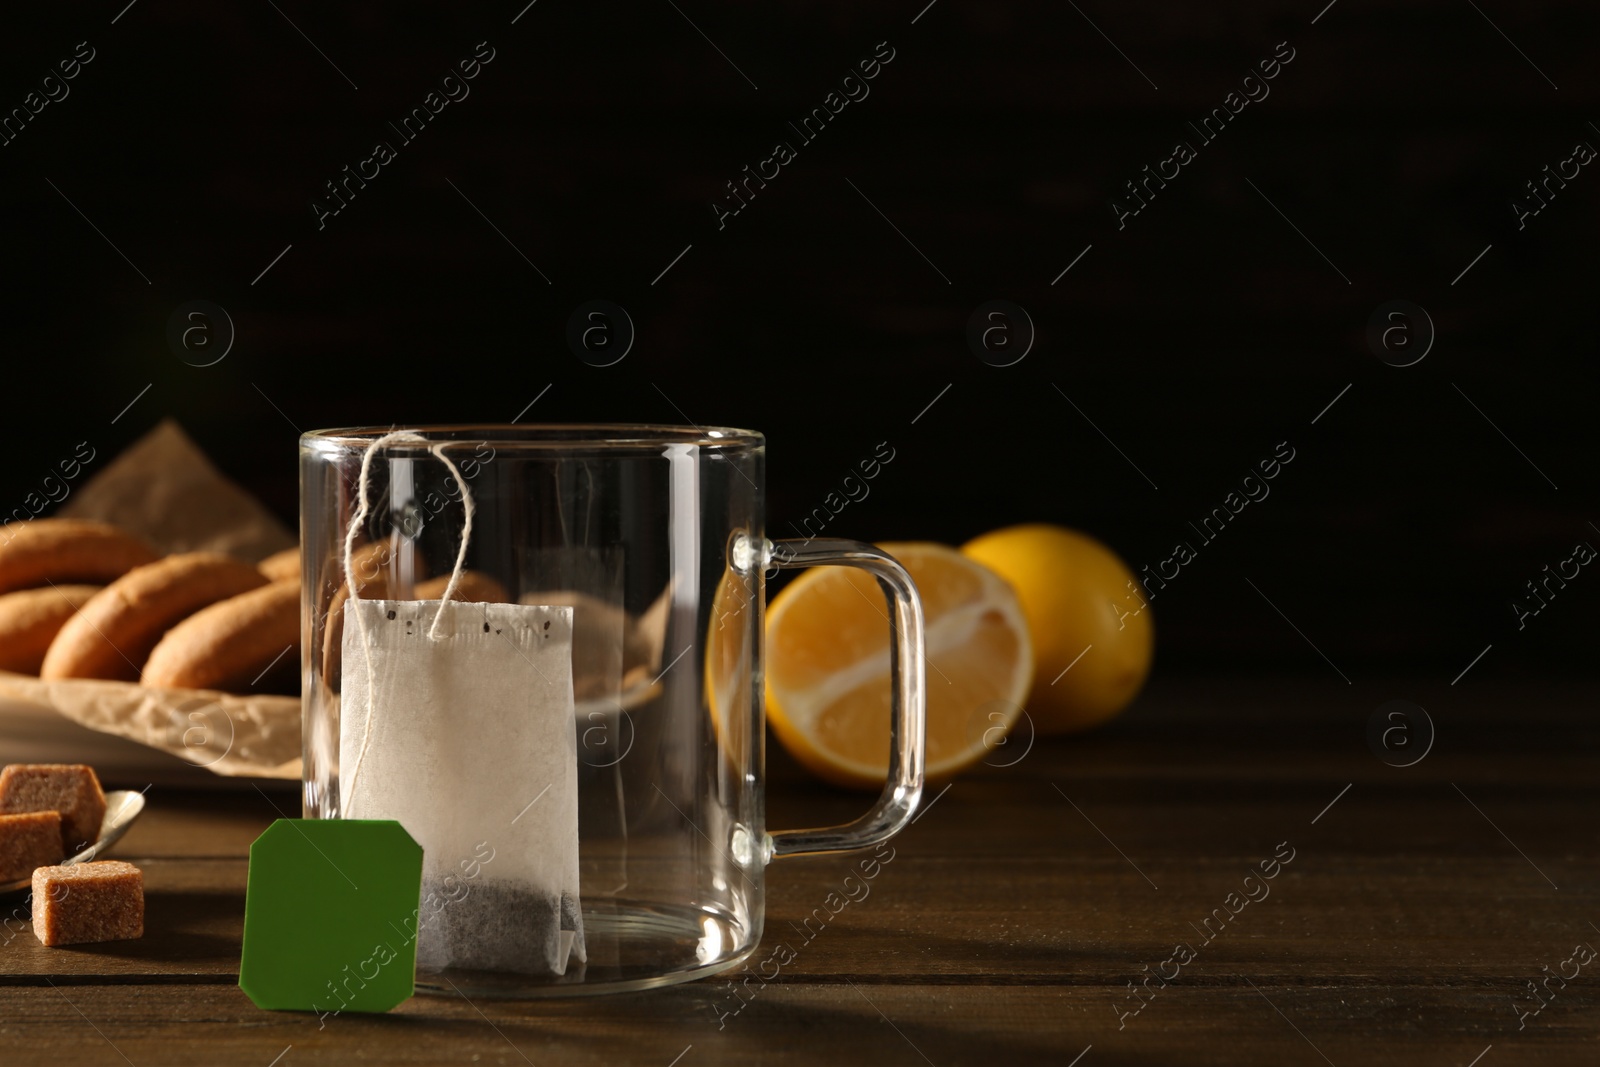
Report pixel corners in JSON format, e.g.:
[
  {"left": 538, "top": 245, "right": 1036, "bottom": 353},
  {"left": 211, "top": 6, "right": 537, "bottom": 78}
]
[
  {"left": 0, "top": 585, "right": 102, "bottom": 674},
  {"left": 40, "top": 553, "right": 269, "bottom": 681},
  {"left": 258, "top": 547, "right": 300, "bottom": 583},
  {"left": 143, "top": 579, "right": 300, "bottom": 694},
  {"left": 319, "top": 539, "right": 427, "bottom": 689},
  {"left": 414, "top": 571, "right": 510, "bottom": 605},
  {"left": 0, "top": 520, "right": 158, "bottom": 595}
]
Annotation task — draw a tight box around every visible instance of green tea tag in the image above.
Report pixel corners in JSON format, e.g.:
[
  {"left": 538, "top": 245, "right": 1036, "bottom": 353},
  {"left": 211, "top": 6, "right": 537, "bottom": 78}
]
[{"left": 239, "top": 819, "right": 423, "bottom": 1019}]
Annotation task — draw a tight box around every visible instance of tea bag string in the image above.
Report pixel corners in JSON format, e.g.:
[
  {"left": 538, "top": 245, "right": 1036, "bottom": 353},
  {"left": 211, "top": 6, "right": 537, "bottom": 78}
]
[{"left": 341, "top": 430, "right": 476, "bottom": 805}]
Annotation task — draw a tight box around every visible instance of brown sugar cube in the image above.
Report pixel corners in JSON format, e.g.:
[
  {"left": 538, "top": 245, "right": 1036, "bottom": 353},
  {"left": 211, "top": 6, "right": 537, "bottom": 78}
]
[
  {"left": 0, "top": 811, "right": 65, "bottom": 881},
  {"left": 0, "top": 764, "right": 107, "bottom": 854},
  {"left": 31, "top": 861, "right": 144, "bottom": 946}
]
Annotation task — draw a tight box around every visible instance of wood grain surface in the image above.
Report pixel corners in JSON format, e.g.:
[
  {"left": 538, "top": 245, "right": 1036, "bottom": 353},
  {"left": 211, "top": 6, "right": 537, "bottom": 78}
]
[{"left": 2, "top": 676, "right": 1594, "bottom": 1064}]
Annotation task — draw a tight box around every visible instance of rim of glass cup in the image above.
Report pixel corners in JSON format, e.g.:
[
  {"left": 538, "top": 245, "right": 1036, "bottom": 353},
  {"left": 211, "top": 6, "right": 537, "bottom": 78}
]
[{"left": 300, "top": 423, "right": 764, "bottom": 455}]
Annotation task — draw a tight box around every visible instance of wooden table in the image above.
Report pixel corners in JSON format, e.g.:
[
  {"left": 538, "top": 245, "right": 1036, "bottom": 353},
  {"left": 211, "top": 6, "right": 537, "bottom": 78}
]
[{"left": 3, "top": 677, "right": 1595, "bottom": 1065}]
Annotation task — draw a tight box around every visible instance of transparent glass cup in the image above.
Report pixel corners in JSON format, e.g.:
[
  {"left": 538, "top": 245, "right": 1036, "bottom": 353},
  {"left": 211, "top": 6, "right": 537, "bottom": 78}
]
[{"left": 299, "top": 425, "right": 926, "bottom": 996}]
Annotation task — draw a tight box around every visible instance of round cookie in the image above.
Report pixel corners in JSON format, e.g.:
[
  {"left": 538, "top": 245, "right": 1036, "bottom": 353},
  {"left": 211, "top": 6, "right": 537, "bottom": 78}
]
[
  {"left": 342, "top": 539, "right": 420, "bottom": 593},
  {"left": 258, "top": 547, "right": 301, "bottom": 583},
  {"left": 0, "top": 585, "right": 102, "bottom": 675},
  {"left": 40, "top": 553, "right": 269, "bottom": 682},
  {"left": 143, "top": 580, "right": 300, "bottom": 694},
  {"left": 414, "top": 571, "right": 510, "bottom": 605},
  {"left": 319, "top": 539, "right": 427, "bottom": 689},
  {"left": 0, "top": 520, "right": 158, "bottom": 595}
]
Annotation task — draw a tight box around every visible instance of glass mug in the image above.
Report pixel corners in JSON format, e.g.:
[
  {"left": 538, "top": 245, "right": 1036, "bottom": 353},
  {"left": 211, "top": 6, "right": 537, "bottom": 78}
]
[{"left": 299, "top": 425, "right": 926, "bottom": 996}]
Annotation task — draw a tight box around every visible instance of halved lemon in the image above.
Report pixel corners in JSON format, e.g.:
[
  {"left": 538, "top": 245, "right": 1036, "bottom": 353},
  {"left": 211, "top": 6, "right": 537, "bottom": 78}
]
[{"left": 765, "top": 542, "right": 1034, "bottom": 789}]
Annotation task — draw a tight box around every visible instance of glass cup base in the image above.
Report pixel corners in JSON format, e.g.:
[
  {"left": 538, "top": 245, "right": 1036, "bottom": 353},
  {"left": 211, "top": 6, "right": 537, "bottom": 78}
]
[{"left": 413, "top": 899, "right": 757, "bottom": 998}]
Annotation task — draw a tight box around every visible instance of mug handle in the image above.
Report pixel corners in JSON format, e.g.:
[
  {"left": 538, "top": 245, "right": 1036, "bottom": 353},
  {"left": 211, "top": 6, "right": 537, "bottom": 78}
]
[{"left": 763, "top": 537, "right": 927, "bottom": 859}]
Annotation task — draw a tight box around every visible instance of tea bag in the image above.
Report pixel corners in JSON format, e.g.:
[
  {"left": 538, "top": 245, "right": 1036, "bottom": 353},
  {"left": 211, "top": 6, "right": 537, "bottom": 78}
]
[{"left": 336, "top": 432, "right": 584, "bottom": 976}]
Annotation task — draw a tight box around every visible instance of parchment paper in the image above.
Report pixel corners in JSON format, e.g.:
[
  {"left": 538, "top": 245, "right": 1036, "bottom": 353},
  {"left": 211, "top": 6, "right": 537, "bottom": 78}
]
[
  {"left": 59, "top": 419, "right": 295, "bottom": 562},
  {"left": 0, "top": 670, "right": 300, "bottom": 779}
]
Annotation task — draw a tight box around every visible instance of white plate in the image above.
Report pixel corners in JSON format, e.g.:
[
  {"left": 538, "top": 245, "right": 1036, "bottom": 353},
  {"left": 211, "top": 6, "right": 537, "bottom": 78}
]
[{"left": 0, "top": 698, "right": 287, "bottom": 789}]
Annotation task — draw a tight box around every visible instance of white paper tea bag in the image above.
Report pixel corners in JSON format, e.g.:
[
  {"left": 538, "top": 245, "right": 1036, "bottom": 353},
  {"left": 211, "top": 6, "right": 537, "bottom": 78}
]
[
  {"left": 333, "top": 430, "right": 584, "bottom": 977},
  {"left": 340, "top": 598, "right": 585, "bottom": 976}
]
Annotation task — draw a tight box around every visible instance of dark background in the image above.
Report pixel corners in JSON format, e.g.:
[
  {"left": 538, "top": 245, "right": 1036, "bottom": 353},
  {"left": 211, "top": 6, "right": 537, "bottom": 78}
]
[{"left": 2, "top": 0, "right": 1594, "bottom": 679}]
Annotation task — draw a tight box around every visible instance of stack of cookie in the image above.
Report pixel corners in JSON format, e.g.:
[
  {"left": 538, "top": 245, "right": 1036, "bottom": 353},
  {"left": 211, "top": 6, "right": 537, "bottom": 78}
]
[{"left": 0, "top": 519, "right": 300, "bottom": 696}]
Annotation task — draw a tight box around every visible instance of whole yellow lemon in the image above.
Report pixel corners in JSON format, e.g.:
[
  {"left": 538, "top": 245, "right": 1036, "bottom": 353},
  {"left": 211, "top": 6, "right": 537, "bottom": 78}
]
[{"left": 961, "top": 523, "right": 1152, "bottom": 734}]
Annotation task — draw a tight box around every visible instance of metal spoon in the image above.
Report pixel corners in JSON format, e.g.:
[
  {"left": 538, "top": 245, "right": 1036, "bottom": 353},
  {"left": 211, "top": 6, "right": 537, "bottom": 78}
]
[{"left": 0, "top": 790, "right": 146, "bottom": 896}]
